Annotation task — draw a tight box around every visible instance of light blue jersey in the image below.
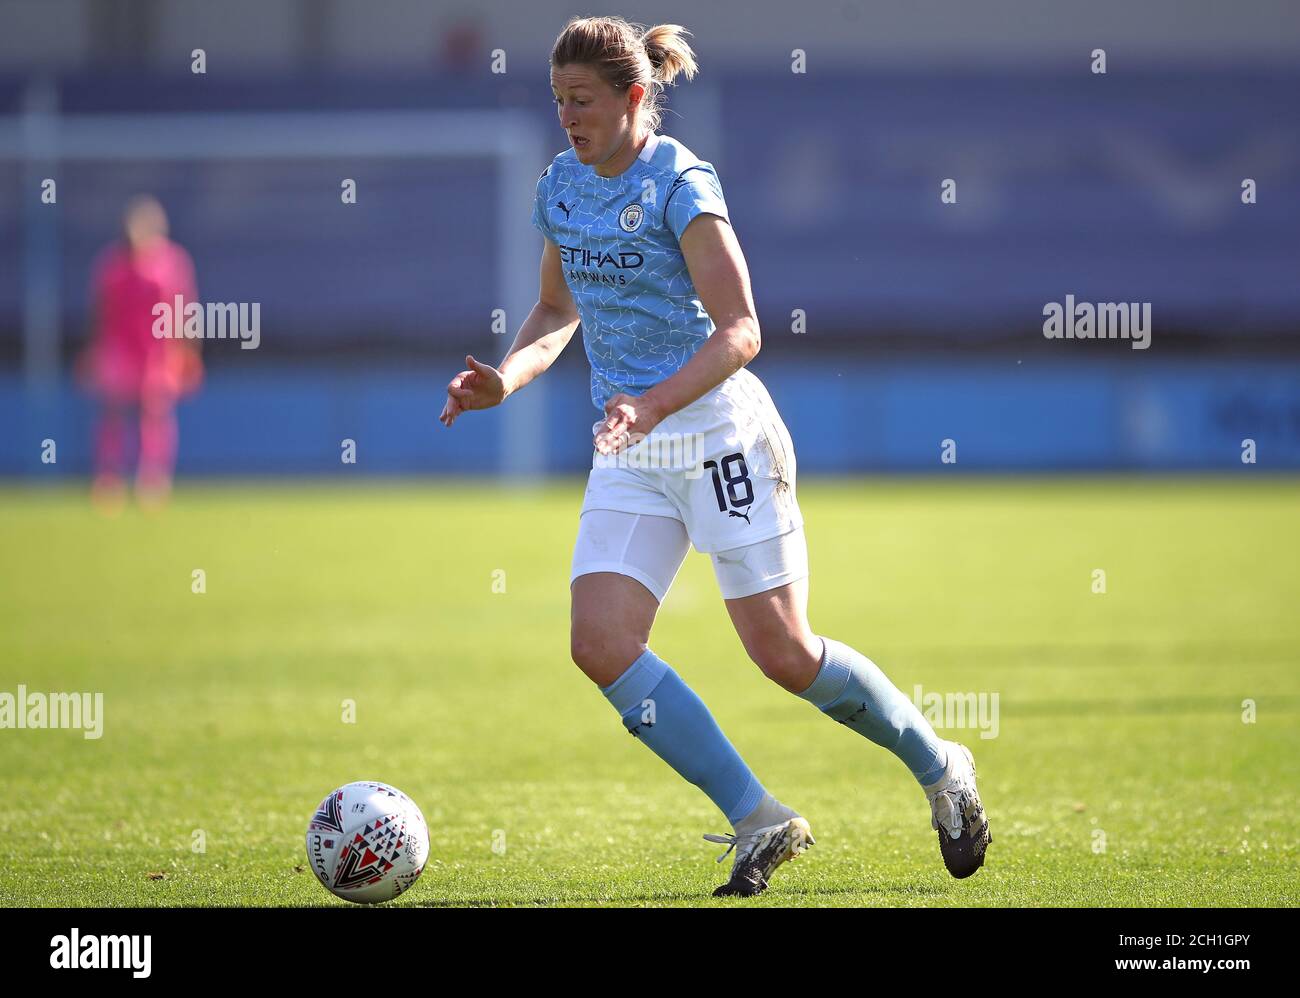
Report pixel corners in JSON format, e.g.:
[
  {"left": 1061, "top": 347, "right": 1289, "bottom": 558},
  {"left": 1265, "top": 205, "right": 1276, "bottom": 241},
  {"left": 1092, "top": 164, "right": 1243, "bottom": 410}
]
[{"left": 531, "top": 132, "right": 730, "bottom": 411}]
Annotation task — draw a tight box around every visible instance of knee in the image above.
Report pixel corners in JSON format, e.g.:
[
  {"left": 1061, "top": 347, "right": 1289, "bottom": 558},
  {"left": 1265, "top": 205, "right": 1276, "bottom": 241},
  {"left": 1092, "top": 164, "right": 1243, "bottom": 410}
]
[
  {"left": 570, "top": 625, "right": 646, "bottom": 687},
  {"left": 746, "top": 636, "right": 822, "bottom": 694}
]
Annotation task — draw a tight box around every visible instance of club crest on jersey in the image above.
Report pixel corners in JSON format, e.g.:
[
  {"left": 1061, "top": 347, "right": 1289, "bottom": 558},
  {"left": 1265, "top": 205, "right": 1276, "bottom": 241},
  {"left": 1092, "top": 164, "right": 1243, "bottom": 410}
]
[{"left": 619, "top": 202, "right": 645, "bottom": 232}]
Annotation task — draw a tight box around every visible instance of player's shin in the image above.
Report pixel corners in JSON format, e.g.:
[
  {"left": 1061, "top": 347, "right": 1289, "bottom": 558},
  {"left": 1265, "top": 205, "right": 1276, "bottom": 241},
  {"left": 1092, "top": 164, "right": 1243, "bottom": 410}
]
[
  {"left": 600, "top": 648, "right": 765, "bottom": 825},
  {"left": 798, "top": 636, "right": 949, "bottom": 786}
]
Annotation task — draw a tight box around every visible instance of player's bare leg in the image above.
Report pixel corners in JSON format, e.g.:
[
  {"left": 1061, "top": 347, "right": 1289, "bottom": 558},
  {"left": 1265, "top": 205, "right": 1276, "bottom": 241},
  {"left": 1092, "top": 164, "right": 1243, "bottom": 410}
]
[
  {"left": 723, "top": 576, "right": 823, "bottom": 692},
  {"left": 570, "top": 571, "right": 659, "bottom": 688}
]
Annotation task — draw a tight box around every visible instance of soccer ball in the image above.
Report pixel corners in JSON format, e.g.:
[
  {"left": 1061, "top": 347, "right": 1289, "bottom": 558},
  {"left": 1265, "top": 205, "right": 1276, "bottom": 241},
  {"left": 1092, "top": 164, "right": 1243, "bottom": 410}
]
[{"left": 305, "top": 781, "right": 430, "bottom": 904}]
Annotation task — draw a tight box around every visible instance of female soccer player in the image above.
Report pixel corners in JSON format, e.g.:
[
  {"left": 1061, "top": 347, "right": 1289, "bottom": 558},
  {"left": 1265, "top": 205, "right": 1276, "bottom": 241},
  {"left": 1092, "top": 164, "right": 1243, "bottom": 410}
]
[
  {"left": 440, "top": 16, "right": 989, "bottom": 897},
  {"left": 83, "top": 195, "right": 201, "bottom": 512}
]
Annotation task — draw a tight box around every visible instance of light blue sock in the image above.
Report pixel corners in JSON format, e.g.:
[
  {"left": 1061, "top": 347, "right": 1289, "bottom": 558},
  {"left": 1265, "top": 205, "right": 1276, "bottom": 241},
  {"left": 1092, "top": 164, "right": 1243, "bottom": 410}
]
[
  {"left": 799, "top": 636, "right": 948, "bottom": 786},
  {"left": 601, "top": 648, "right": 765, "bottom": 825}
]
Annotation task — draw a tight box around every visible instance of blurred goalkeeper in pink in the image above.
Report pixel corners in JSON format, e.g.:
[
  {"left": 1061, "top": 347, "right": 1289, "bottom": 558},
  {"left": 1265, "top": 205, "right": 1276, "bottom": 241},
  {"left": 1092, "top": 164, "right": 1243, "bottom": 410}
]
[{"left": 82, "top": 196, "right": 202, "bottom": 511}]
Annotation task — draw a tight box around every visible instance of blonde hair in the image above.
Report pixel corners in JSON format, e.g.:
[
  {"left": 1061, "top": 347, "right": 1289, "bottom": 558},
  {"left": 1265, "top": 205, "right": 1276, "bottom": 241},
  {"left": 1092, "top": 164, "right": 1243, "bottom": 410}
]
[{"left": 550, "top": 16, "right": 698, "bottom": 135}]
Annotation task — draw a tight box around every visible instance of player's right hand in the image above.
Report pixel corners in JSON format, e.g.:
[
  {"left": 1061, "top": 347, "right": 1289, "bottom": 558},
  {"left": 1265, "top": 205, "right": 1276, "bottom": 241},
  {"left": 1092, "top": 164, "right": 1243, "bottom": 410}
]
[{"left": 439, "top": 354, "right": 506, "bottom": 427}]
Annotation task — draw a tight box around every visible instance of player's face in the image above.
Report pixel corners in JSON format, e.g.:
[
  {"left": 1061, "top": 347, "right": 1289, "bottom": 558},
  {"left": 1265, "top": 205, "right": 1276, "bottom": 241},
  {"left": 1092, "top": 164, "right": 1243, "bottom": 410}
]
[
  {"left": 551, "top": 64, "right": 640, "bottom": 170},
  {"left": 124, "top": 198, "right": 168, "bottom": 250}
]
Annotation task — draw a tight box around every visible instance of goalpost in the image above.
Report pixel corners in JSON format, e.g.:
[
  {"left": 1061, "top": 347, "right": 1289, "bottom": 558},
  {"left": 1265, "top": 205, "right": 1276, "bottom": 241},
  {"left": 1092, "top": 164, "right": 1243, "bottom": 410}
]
[{"left": 0, "top": 84, "right": 550, "bottom": 479}]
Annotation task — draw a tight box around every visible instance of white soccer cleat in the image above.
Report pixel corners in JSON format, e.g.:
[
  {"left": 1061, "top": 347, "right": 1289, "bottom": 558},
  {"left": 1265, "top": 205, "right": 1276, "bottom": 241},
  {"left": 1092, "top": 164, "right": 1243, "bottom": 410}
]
[
  {"left": 923, "top": 740, "right": 991, "bottom": 879},
  {"left": 704, "top": 816, "right": 814, "bottom": 897}
]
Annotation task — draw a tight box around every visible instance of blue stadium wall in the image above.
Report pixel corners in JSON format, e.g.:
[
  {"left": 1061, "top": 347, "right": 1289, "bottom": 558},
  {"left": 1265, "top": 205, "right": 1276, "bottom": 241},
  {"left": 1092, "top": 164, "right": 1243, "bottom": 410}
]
[{"left": 4, "top": 357, "right": 1299, "bottom": 475}]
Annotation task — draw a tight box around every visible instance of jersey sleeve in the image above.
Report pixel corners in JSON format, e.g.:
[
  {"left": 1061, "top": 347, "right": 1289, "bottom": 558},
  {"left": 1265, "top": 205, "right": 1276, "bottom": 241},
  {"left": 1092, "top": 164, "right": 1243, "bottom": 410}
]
[
  {"left": 531, "top": 167, "right": 554, "bottom": 242},
  {"left": 664, "top": 164, "right": 730, "bottom": 242}
]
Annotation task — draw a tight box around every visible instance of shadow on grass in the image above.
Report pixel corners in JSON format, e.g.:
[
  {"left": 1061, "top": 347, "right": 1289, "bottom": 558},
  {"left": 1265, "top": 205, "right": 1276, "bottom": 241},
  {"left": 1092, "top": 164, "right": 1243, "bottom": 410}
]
[{"left": 404, "top": 879, "right": 955, "bottom": 907}]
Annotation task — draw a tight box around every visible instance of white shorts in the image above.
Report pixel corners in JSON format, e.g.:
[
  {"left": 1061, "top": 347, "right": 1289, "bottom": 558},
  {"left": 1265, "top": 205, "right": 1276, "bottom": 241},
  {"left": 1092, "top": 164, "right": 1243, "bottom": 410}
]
[
  {"left": 572, "top": 368, "right": 807, "bottom": 601},
  {"left": 571, "top": 509, "right": 809, "bottom": 601}
]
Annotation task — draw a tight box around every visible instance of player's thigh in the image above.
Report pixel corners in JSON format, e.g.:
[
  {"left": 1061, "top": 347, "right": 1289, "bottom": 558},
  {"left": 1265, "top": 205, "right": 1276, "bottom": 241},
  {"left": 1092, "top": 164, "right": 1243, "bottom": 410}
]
[
  {"left": 570, "top": 573, "right": 660, "bottom": 686},
  {"left": 716, "top": 529, "right": 822, "bottom": 692},
  {"left": 570, "top": 510, "right": 690, "bottom": 686},
  {"left": 724, "top": 574, "right": 813, "bottom": 648}
]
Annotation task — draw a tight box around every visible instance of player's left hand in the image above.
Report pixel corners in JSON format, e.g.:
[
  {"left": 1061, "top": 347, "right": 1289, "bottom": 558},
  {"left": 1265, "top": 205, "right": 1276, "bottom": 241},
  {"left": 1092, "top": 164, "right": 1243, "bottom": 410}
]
[{"left": 594, "top": 392, "right": 665, "bottom": 455}]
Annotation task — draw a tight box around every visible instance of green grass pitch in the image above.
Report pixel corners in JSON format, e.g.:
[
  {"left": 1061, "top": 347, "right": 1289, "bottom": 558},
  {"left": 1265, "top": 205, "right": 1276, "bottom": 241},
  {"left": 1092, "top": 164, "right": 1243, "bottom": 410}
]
[{"left": 1, "top": 477, "right": 1296, "bottom": 907}]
